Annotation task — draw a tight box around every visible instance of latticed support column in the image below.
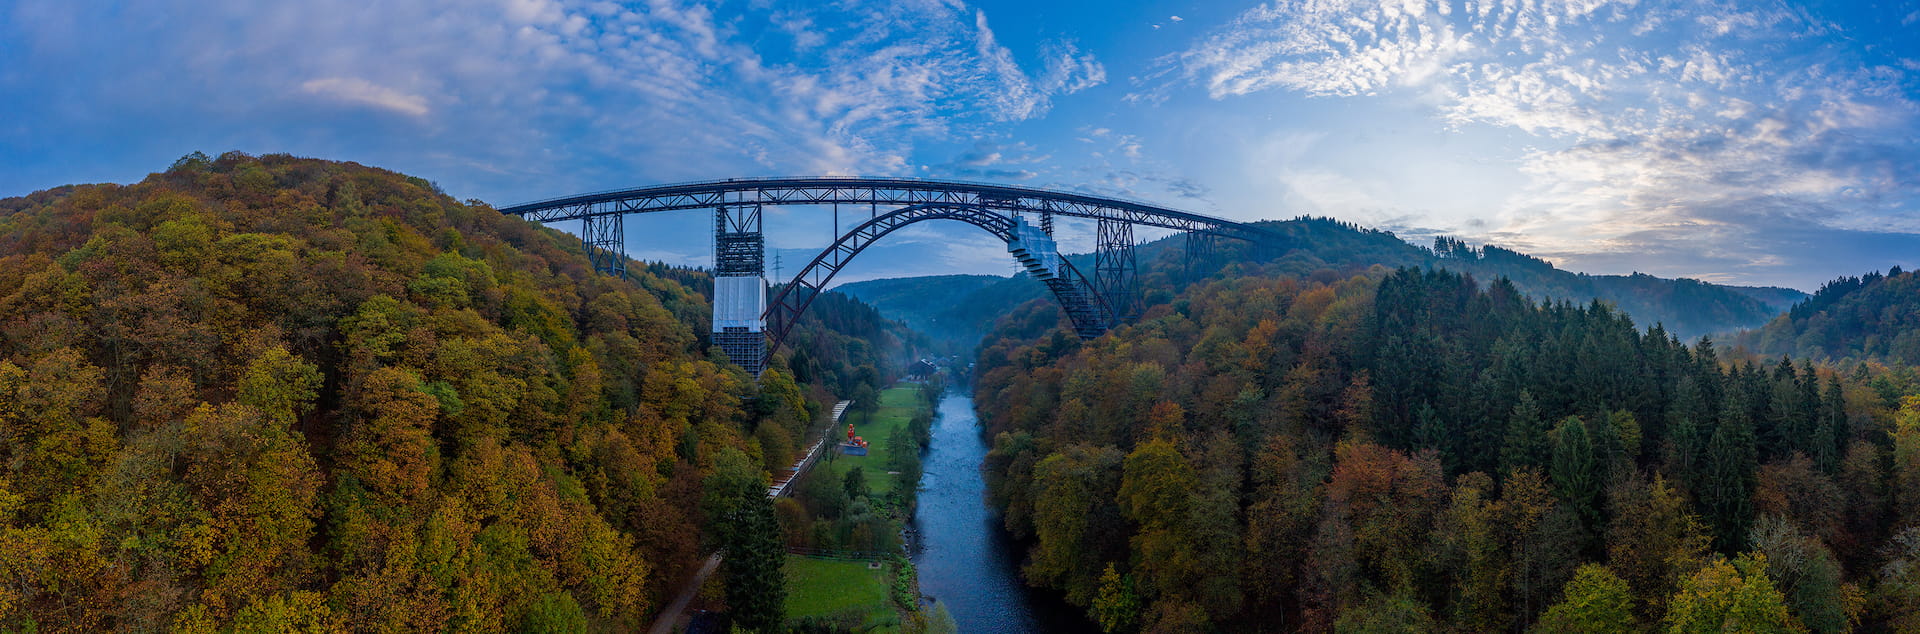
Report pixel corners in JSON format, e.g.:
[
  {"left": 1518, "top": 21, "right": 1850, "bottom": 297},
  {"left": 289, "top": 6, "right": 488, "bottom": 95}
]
[
  {"left": 1095, "top": 218, "right": 1136, "bottom": 322},
  {"left": 713, "top": 205, "right": 767, "bottom": 376},
  {"left": 1185, "top": 231, "right": 1217, "bottom": 282},
  {"left": 715, "top": 205, "right": 763, "bottom": 276},
  {"left": 581, "top": 213, "right": 626, "bottom": 277}
]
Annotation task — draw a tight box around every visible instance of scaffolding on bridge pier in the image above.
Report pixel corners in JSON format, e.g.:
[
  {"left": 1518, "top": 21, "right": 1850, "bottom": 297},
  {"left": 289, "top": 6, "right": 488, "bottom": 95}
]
[{"left": 713, "top": 204, "right": 768, "bottom": 376}]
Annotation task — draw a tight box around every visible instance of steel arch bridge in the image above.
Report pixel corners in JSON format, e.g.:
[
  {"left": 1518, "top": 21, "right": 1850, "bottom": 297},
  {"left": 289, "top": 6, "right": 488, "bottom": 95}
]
[{"left": 498, "top": 177, "right": 1274, "bottom": 375}]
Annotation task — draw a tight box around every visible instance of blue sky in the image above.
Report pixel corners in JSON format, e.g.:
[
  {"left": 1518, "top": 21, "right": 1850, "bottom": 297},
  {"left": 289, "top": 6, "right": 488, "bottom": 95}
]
[{"left": 3, "top": 0, "right": 1918, "bottom": 290}]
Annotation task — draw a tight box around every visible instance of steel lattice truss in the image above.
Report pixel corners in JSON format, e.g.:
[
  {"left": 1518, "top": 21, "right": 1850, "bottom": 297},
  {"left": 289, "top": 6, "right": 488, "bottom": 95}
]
[
  {"left": 1095, "top": 219, "right": 1136, "bottom": 320},
  {"left": 581, "top": 214, "right": 625, "bottom": 277},
  {"left": 498, "top": 176, "right": 1274, "bottom": 242},
  {"left": 764, "top": 204, "right": 1112, "bottom": 354}
]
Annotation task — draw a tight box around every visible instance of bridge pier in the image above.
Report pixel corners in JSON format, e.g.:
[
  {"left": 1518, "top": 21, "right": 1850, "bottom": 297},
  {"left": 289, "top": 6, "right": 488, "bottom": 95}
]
[
  {"left": 1185, "top": 231, "right": 1217, "bottom": 282},
  {"left": 581, "top": 213, "right": 627, "bottom": 277},
  {"left": 713, "top": 205, "right": 767, "bottom": 376},
  {"left": 1095, "top": 219, "right": 1136, "bottom": 320}
]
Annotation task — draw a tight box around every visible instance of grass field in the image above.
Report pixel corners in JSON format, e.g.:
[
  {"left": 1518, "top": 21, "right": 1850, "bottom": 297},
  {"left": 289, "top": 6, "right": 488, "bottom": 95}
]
[
  {"left": 779, "top": 385, "right": 927, "bottom": 631},
  {"left": 782, "top": 555, "right": 899, "bottom": 628},
  {"left": 822, "top": 386, "right": 921, "bottom": 495}
]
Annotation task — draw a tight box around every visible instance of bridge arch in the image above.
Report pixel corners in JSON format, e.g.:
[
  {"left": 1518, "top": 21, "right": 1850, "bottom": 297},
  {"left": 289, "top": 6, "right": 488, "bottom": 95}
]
[{"left": 765, "top": 203, "right": 1111, "bottom": 357}]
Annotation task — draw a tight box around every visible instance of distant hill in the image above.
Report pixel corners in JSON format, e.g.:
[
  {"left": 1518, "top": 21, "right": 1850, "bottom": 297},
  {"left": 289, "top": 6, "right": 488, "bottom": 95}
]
[
  {"left": 836, "top": 274, "right": 1043, "bottom": 350},
  {"left": 1726, "top": 285, "right": 1811, "bottom": 312},
  {"left": 833, "top": 274, "right": 1003, "bottom": 324},
  {"left": 842, "top": 216, "right": 1805, "bottom": 344},
  {"left": 1241, "top": 217, "right": 1805, "bottom": 338},
  {"left": 1731, "top": 267, "right": 1920, "bottom": 363},
  {"left": 1425, "top": 236, "right": 1803, "bottom": 339}
]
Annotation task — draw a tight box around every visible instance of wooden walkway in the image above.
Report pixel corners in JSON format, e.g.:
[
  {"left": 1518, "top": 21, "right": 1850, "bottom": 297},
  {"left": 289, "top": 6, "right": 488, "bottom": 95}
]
[{"left": 647, "top": 400, "right": 854, "bottom": 634}]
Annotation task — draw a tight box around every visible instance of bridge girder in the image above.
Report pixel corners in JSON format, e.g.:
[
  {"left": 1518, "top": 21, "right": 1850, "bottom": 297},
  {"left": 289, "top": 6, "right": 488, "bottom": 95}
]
[{"left": 497, "top": 177, "right": 1275, "bottom": 243}]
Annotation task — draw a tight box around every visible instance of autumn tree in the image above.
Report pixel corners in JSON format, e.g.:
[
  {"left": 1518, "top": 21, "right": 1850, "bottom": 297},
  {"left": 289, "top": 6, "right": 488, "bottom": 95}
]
[
  {"left": 1023, "top": 444, "right": 1126, "bottom": 605},
  {"left": 338, "top": 367, "right": 440, "bottom": 509},
  {"left": 1532, "top": 564, "right": 1637, "bottom": 633},
  {"left": 1432, "top": 472, "right": 1508, "bottom": 630},
  {"left": 1891, "top": 396, "right": 1920, "bottom": 529},
  {"left": 1749, "top": 516, "right": 1858, "bottom": 634},
  {"left": 1504, "top": 468, "right": 1582, "bottom": 625},
  {"left": 1663, "top": 554, "right": 1806, "bottom": 634},
  {"left": 1118, "top": 435, "right": 1211, "bottom": 618},
  {"left": 236, "top": 346, "right": 322, "bottom": 427},
  {"left": 1606, "top": 474, "right": 1710, "bottom": 618},
  {"left": 1874, "top": 527, "right": 1920, "bottom": 631},
  {"left": 1322, "top": 441, "right": 1447, "bottom": 596},
  {"left": 1244, "top": 435, "right": 1323, "bottom": 621}
]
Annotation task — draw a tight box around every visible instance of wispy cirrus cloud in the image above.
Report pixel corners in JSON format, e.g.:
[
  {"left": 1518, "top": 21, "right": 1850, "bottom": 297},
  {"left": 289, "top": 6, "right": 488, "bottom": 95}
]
[{"left": 1164, "top": 0, "right": 1920, "bottom": 288}]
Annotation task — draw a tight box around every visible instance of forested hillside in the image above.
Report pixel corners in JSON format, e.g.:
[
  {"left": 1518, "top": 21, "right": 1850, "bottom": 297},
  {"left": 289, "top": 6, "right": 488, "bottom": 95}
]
[
  {"left": 1734, "top": 268, "right": 1920, "bottom": 365},
  {"left": 838, "top": 274, "right": 1042, "bottom": 351},
  {"left": 0, "top": 152, "right": 898, "bottom": 631},
  {"left": 974, "top": 266, "right": 1920, "bottom": 632},
  {"left": 782, "top": 288, "right": 923, "bottom": 409},
  {"left": 1246, "top": 218, "right": 1803, "bottom": 339},
  {"left": 1425, "top": 236, "right": 1803, "bottom": 339}
]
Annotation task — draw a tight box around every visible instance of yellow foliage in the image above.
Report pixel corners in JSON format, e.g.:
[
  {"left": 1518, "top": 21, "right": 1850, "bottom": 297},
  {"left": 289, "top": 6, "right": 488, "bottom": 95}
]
[{"left": 1663, "top": 554, "right": 1806, "bottom": 633}]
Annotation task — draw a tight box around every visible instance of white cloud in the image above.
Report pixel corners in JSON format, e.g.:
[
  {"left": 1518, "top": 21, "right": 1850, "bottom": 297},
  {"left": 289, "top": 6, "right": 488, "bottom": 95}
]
[
  {"left": 502, "top": 0, "right": 565, "bottom": 25},
  {"left": 1039, "top": 41, "right": 1108, "bottom": 95},
  {"left": 1165, "top": 0, "right": 1920, "bottom": 286},
  {"left": 964, "top": 12, "right": 1106, "bottom": 121},
  {"left": 300, "top": 77, "right": 430, "bottom": 116},
  {"left": 5, "top": 0, "right": 1107, "bottom": 197}
]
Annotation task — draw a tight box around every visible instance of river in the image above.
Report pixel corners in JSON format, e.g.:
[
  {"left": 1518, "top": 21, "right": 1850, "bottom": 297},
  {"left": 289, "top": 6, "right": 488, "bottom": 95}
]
[{"left": 912, "top": 392, "right": 1098, "bottom": 633}]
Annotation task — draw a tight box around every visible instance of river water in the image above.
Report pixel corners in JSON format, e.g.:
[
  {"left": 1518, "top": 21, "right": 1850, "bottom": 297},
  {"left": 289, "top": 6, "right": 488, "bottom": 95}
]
[{"left": 912, "top": 392, "right": 1098, "bottom": 633}]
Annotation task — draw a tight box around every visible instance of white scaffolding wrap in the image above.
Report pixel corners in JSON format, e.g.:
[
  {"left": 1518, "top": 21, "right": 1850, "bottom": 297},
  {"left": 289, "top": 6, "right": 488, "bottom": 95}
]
[
  {"left": 1007, "top": 217, "right": 1061, "bottom": 280},
  {"left": 713, "top": 275, "right": 766, "bottom": 331}
]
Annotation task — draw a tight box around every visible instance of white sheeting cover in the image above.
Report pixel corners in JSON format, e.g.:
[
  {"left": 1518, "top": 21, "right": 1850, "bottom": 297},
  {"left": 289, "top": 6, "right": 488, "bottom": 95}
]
[{"left": 712, "top": 275, "right": 766, "bottom": 331}]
